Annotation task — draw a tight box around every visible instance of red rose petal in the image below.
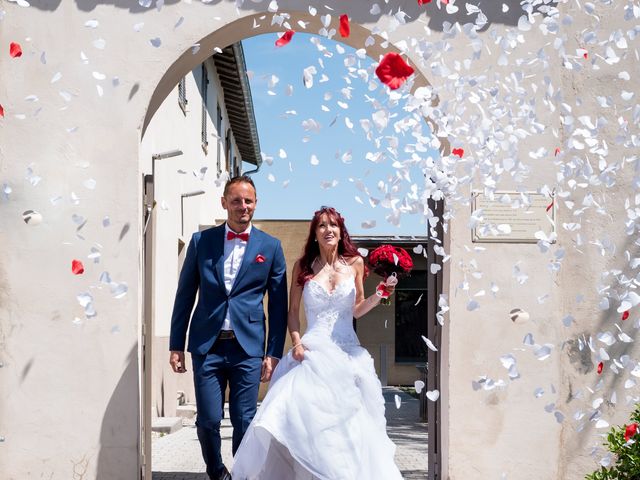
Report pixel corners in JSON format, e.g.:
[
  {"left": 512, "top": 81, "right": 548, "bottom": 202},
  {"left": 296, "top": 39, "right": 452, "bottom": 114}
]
[
  {"left": 554, "top": 147, "right": 561, "bottom": 156},
  {"left": 452, "top": 148, "right": 464, "bottom": 158},
  {"left": 10, "top": 42, "right": 22, "bottom": 58},
  {"left": 0, "top": 104, "right": 4, "bottom": 118},
  {"left": 72, "top": 259, "right": 85, "bottom": 275},
  {"left": 375, "top": 53, "right": 415, "bottom": 90},
  {"left": 275, "top": 30, "right": 295, "bottom": 48},
  {"left": 546, "top": 200, "right": 554, "bottom": 212},
  {"left": 625, "top": 423, "right": 638, "bottom": 442},
  {"left": 339, "top": 14, "right": 350, "bottom": 38},
  {"left": 597, "top": 362, "right": 603, "bottom": 374},
  {"left": 417, "top": 0, "right": 432, "bottom": 4},
  {"left": 622, "top": 310, "right": 630, "bottom": 321}
]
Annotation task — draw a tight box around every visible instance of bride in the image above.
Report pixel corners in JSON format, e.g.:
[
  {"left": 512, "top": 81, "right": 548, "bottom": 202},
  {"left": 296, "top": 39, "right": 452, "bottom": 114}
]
[{"left": 231, "top": 206, "right": 403, "bottom": 480}]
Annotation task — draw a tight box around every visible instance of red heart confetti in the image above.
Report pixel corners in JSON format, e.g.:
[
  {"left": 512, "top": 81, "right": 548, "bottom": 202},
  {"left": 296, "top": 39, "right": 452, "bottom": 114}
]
[
  {"left": 417, "top": 0, "right": 433, "bottom": 4},
  {"left": 597, "top": 362, "right": 603, "bottom": 374},
  {"left": 72, "top": 259, "right": 85, "bottom": 275},
  {"left": 625, "top": 423, "right": 638, "bottom": 442},
  {"left": 10, "top": 42, "right": 22, "bottom": 58},
  {"left": 554, "top": 147, "right": 561, "bottom": 156},
  {"left": 452, "top": 148, "right": 464, "bottom": 158},
  {"left": 375, "top": 53, "right": 415, "bottom": 90},
  {"left": 275, "top": 30, "right": 295, "bottom": 48},
  {"left": 622, "top": 310, "right": 630, "bottom": 321},
  {"left": 339, "top": 14, "right": 350, "bottom": 38}
]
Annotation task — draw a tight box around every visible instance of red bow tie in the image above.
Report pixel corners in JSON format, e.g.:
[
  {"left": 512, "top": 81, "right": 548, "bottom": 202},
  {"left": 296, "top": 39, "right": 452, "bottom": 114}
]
[{"left": 227, "top": 231, "right": 249, "bottom": 242}]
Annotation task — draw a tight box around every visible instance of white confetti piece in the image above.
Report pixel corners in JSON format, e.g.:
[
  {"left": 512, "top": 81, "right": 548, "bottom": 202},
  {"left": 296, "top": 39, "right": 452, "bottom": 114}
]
[
  {"left": 111, "top": 283, "right": 128, "bottom": 299},
  {"left": 22, "top": 210, "right": 42, "bottom": 225},
  {"left": 426, "top": 390, "right": 440, "bottom": 402},
  {"left": 510, "top": 308, "right": 529, "bottom": 323},
  {"left": 467, "top": 300, "right": 480, "bottom": 311},
  {"left": 421, "top": 336, "right": 438, "bottom": 352},
  {"left": 535, "top": 345, "right": 553, "bottom": 361},
  {"left": 394, "top": 394, "right": 401, "bottom": 409},
  {"left": 361, "top": 220, "right": 376, "bottom": 229}
]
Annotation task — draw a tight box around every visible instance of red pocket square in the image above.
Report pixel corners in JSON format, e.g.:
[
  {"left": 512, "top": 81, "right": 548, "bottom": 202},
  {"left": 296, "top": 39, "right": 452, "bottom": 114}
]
[{"left": 255, "top": 254, "right": 266, "bottom": 263}]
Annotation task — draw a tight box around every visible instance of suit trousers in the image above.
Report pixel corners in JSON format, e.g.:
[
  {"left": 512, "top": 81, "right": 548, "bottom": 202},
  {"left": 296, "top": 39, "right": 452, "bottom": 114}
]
[{"left": 191, "top": 337, "right": 262, "bottom": 478}]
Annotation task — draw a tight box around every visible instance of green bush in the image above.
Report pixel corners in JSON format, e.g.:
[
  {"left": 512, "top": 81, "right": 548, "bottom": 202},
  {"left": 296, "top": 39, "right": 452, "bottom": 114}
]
[{"left": 586, "top": 404, "right": 640, "bottom": 479}]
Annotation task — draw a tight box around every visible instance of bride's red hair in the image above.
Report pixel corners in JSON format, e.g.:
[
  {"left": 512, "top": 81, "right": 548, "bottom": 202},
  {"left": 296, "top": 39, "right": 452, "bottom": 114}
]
[{"left": 296, "top": 206, "right": 367, "bottom": 286}]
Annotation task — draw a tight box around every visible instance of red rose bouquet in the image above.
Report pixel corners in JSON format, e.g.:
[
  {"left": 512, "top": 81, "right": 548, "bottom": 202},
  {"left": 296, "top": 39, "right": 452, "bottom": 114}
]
[{"left": 367, "top": 245, "right": 413, "bottom": 305}]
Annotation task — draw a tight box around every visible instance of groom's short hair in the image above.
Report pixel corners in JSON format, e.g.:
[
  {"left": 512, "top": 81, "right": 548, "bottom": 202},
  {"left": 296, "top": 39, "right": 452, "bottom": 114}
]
[{"left": 224, "top": 175, "right": 256, "bottom": 197}]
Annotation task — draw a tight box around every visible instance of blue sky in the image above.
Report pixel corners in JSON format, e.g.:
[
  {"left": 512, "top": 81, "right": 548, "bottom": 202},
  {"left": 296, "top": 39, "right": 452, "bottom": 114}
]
[{"left": 242, "top": 32, "right": 432, "bottom": 236}]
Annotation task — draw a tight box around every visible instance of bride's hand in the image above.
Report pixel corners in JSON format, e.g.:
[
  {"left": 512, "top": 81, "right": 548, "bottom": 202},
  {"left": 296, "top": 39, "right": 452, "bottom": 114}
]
[{"left": 292, "top": 344, "right": 305, "bottom": 362}]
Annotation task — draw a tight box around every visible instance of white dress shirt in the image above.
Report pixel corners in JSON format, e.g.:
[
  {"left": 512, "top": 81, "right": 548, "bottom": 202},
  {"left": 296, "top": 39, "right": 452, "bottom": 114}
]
[{"left": 222, "top": 223, "right": 252, "bottom": 331}]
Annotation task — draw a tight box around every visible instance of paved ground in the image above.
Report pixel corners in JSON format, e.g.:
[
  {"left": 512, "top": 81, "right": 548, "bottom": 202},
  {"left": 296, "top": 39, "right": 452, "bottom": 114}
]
[{"left": 152, "top": 387, "right": 428, "bottom": 479}]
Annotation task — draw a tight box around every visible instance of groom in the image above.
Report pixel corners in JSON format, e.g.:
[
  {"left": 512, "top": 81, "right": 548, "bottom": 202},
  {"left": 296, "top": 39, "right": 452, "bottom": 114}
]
[{"left": 169, "top": 175, "right": 288, "bottom": 480}]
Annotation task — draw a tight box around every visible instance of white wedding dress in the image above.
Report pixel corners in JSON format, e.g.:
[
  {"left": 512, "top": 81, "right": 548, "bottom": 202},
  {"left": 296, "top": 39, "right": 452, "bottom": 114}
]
[{"left": 231, "top": 276, "right": 403, "bottom": 480}]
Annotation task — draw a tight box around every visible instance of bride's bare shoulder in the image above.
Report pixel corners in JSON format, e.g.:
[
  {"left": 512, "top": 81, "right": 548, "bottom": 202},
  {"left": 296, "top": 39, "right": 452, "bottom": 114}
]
[
  {"left": 346, "top": 255, "right": 364, "bottom": 274},
  {"left": 347, "top": 255, "right": 363, "bottom": 266}
]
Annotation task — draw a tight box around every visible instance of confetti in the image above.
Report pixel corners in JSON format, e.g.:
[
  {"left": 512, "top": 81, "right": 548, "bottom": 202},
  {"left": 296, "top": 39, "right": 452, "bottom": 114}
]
[
  {"left": 22, "top": 210, "right": 42, "bottom": 225},
  {"left": 339, "top": 14, "right": 350, "bottom": 38},
  {"left": 375, "top": 53, "right": 414, "bottom": 90},
  {"left": 71, "top": 260, "right": 84, "bottom": 275},
  {"left": 9, "top": 42, "right": 22, "bottom": 58},
  {"left": 426, "top": 390, "right": 440, "bottom": 402},
  {"left": 421, "top": 335, "right": 438, "bottom": 352},
  {"left": 275, "top": 30, "right": 294, "bottom": 48}
]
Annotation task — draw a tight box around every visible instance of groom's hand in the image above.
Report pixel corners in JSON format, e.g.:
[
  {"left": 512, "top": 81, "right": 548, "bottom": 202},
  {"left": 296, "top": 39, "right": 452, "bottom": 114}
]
[
  {"left": 260, "top": 356, "right": 279, "bottom": 383},
  {"left": 170, "top": 351, "right": 187, "bottom": 373}
]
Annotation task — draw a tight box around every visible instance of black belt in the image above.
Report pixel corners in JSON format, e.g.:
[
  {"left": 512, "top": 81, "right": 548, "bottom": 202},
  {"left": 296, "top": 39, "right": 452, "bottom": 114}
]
[{"left": 218, "top": 330, "right": 236, "bottom": 340}]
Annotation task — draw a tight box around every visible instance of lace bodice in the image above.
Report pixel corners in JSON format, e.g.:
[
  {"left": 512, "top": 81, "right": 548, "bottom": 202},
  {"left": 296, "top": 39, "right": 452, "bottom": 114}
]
[{"left": 302, "top": 276, "right": 360, "bottom": 347}]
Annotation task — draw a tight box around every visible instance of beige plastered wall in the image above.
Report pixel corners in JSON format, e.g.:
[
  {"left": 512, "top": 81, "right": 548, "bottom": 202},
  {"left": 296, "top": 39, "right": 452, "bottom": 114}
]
[{"left": 0, "top": 1, "right": 638, "bottom": 479}]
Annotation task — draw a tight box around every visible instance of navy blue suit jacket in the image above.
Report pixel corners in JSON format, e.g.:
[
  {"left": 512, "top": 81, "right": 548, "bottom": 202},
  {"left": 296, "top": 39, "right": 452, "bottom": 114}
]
[{"left": 169, "top": 224, "right": 288, "bottom": 358}]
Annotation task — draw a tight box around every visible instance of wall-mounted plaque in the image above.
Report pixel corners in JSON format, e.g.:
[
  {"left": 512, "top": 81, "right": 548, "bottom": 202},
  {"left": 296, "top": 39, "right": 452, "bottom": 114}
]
[{"left": 471, "top": 191, "right": 555, "bottom": 243}]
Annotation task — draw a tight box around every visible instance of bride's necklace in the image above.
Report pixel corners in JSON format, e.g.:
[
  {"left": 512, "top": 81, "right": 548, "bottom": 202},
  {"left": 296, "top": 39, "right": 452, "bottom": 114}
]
[{"left": 314, "top": 256, "right": 346, "bottom": 290}]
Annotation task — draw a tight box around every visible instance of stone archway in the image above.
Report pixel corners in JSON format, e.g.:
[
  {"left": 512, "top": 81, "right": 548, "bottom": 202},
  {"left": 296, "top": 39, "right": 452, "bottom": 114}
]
[{"left": 139, "top": 10, "right": 445, "bottom": 479}]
